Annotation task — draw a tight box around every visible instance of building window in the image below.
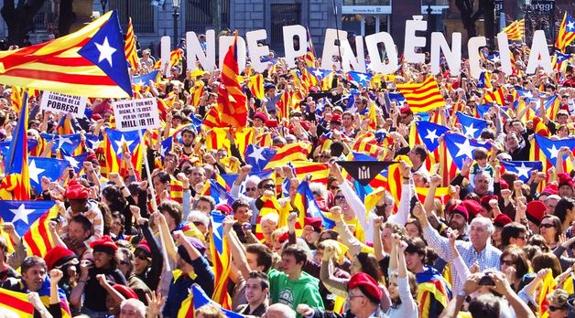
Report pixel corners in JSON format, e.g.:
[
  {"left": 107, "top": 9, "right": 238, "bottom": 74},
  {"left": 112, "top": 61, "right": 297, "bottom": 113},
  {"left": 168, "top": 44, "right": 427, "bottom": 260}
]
[
  {"left": 185, "top": 0, "right": 230, "bottom": 33},
  {"left": 270, "top": 4, "right": 301, "bottom": 53},
  {"left": 109, "top": 0, "right": 155, "bottom": 33},
  {"left": 343, "top": 0, "right": 391, "bottom": 4},
  {"left": 32, "top": 1, "right": 55, "bottom": 32}
]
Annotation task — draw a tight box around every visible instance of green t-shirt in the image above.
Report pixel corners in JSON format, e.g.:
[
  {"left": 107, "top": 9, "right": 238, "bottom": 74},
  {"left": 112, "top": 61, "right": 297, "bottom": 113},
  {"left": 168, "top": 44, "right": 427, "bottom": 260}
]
[{"left": 268, "top": 268, "right": 325, "bottom": 315}]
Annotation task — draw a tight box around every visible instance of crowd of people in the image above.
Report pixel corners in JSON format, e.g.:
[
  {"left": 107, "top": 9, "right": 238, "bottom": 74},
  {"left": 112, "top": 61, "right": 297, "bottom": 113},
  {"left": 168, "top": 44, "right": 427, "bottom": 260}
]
[{"left": 1, "top": 28, "right": 575, "bottom": 318}]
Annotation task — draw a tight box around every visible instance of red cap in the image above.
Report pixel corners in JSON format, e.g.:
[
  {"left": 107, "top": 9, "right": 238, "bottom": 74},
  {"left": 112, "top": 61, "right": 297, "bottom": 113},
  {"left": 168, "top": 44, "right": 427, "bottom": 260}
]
[
  {"left": 330, "top": 114, "right": 342, "bottom": 124},
  {"left": 493, "top": 214, "right": 513, "bottom": 227},
  {"left": 542, "top": 184, "right": 558, "bottom": 195},
  {"left": 215, "top": 204, "right": 232, "bottom": 215},
  {"left": 45, "top": 246, "right": 77, "bottom": 270},
  {"left": 348, "top": 272, "right": 382, "bottom": 304},
  {"left": 558, "top": 173, "right": 574, "bottom": 188},
  {"left": 451, "top": 204, "right": 469, "bottom": 222},
  {"left": 65, "top": 179, "right": 89, "bottom": 200},
  {"left": 304, "top": 217, "right": 322, "bottom": 231},
  {"left": 461, "top": 199, "right": 487, "bottom": 219},
  {"left": 90, "top": 235, "right": 118, "bottom": 254},
  {"left": 480, "top": 195, "right": 498, "bottom": 210},
  {"left": 136, "top": 240, "right": 151, "bottom": 255},
  {"left": 400, "top": 106, "right": 413, "bottom": 115},
  {"left": 254, "top": 112, "right": 268, "bottom": 123},
  {"left": 112, "top": 284, "right": 139, "bottom": 299},
  {"left": 277, "top": 232, "right": 289, "bottom": 244},
  {"left": 526, "top": 200, "right": 546, "bottom": 226},
  {"left": 499, "top": 179, "right": 509, "bottom": 190}
]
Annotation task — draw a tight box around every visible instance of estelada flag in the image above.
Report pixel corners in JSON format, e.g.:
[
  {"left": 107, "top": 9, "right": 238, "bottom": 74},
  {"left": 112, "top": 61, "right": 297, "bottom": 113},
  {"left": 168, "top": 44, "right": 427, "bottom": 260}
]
[{"left": 0, "top": 11, "right": 132, "bottom": 98}]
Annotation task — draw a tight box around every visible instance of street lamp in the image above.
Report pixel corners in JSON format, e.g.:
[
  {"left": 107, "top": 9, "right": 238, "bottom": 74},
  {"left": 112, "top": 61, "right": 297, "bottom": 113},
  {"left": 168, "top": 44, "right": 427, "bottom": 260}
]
[
  {"left": 173, "top": 0, "right": 181, "bottom": 47},
  {"left": 426, "top": 0, "right": 434, "bottom": 52}
]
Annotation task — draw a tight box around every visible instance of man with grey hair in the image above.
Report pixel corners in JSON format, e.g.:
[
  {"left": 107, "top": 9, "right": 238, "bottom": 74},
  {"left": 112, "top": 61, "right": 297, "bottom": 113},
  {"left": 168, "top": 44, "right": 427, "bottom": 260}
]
[
  {"left": 413, "top": 202, "right": 501, "bottom": 296},
  {"left": 118, "top": 298, "right": 146, "bottom": 318}
]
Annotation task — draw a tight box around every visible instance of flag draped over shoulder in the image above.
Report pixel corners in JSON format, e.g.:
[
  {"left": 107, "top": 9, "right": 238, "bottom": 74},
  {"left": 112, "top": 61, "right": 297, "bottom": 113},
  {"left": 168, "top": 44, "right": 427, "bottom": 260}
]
[
  {"left": 209, "top": 212, "right": 232, "bottom": 309},
  {"left": 0, "top": 11, "right": 132, "bottom": 98},
  {"left": 396, "top": 76, "right": 445, "bottom": 113},
  {"left": 0, "top": 93, "right": 30, "bottom": 200}
]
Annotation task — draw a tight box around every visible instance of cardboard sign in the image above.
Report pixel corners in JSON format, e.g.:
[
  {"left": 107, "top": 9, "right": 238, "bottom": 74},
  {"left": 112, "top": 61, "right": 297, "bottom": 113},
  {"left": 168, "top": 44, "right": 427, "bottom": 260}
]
[
  {"left": 113, "top": 98, "right": 160, "bottom": 131},
  {"left": 40, "top": 91, "right": 87, "bottom": 118}
]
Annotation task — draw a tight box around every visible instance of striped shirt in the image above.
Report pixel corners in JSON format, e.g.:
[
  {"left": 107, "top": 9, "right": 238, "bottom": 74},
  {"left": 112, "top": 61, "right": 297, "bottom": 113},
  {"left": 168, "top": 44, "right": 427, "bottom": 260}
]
[{"left": 423, "top": 225, "right": 501, "bottom": 296}]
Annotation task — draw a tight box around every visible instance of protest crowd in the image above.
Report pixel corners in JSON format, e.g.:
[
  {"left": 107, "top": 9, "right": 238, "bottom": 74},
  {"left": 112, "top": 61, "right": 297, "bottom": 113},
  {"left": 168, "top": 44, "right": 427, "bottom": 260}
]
[{"left": 2, "top": 9, "right": 575, "bottom": 318}]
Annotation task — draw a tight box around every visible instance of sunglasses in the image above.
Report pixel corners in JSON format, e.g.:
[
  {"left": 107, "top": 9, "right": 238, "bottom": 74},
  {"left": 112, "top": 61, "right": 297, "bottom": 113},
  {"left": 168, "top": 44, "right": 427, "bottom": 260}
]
[
  {"left": 135, "top": 254, "right": 149, "bottom": 261},
  {"left": 549, "top": 305, "right": 564, "bottom": 312},
  {"left": 334, "top": 195, "right": 345, "bottom": 201},
  {"left": 262, "top": 184, "right": 275, "bottom": 190},
  {"left": 540, "top": 223, "right": 555, "bottom": 228},
  {"left": 329, "top": 186, "right": 339, "bottom": 190}
]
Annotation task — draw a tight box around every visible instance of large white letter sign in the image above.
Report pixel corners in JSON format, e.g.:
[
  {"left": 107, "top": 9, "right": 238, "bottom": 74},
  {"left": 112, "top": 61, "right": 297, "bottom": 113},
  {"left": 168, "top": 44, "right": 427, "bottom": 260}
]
[
  {"left": 341, "top": 35, "right": 366, "bottom": 73},
  {"left": 160, "top": 36, "right": 171, "bottom": 74},
  {"left": 321, "top": 28, "right": 348, "bottom": 70},
  {"left": 365, "top": 32, "right": 398, "bottom": 74},
  {"left": 186, "top": 30, "right": 216, "bottom": 72},
  {"left": 526, "top": 30, "right": 552, "bottom": 75},
  {"left": 283, "top": 25, "right": 307, "bottom": 69},
  {"left": 430, "top": 32, "right": 462, "bottom": 75},
  {"left": 496, "top": 32, "right": 513, "bottom": 75},
  {"left": 404, "top": 16, "right": 427, "bottom": 64},
  {"left": 246, "top": 29, "right": 271, "bottom": 73},
  {"left": 219, "top": 35, "right": 247, "bottom": 73},
  {"left": 467, "top": 36, "right": 487, "bottom": 79}
]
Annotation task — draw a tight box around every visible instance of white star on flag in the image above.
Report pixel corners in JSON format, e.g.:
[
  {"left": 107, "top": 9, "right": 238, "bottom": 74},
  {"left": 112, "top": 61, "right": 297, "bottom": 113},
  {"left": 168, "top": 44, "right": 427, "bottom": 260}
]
[
  {"left": 548, "top": 145, "right": 560, "bottom": 159},
  {"left": 357, "top": 73, "right": 369, "bottom": 81},
  {"left": 454, "top": 138, "right": 477, "bottom": 158},
  {"left": 425, "top": 129, "right": 440, "bottom": 144},
  {"left": 313, "top": 69, "right": 323, "bottom": 77},
  {"left": 463, "top": 123, "right": 478, "bottom": 138},
  {"left": 28, "top": 160, "right": 45, "bottom": 184},
  {"left": 114, "top": 135, "right": 135, "bottom": 152},
  {"left": 65, "top": 155, "right": 80, "bottom": 169},
  {"left": 95, "top": 37, "right": 117, "bottom": 67},
  {"left": 567, "top": 21, "right": 575, "bottom": 31},
  {"left": 58, "top": 137, "right": 73, "bottom": 148},
  {"left": 515, "top": 163, "right": 533, "bottom": 179},
  {"left": 10, "top": 204, "right": 35, "bottom": 225},
  {"left": 249, "top": 146, "right": 267, "bottom": 164},
  {"left": 212, "top": 219, "right": 223, "bottom": 241}
]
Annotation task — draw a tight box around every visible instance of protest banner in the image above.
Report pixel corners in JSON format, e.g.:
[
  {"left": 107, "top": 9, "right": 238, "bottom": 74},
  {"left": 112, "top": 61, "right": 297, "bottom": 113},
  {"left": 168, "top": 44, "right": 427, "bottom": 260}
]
[
  {"left": 112, "top": 98, "right": 161, "bottom": 132},
  {"left": 39, "top": 91, "right": 87, "bottom": 118}
]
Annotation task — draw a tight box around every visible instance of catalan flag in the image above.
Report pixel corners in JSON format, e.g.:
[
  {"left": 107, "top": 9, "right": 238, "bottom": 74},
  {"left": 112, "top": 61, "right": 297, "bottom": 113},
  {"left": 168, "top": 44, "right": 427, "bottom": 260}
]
[
  {"left": 503, "top": 19, "right": 525, "bottom": 41},
  {"left": 555, "top": 12, "right": 575, "bottom": 52},
  {"left": 155, "top": 48, "right": 184, "bottom": 70},
  {"left": 264, "top": 142, "right": 311, "bottom": 169},
  {"left": 9, "top": 86, "right": 24, "bottom": 112},
  {"left": 552, "top": 51, "right": 571, "bottom": 72},
  {"left": 289, "top": 161, "right": 329, "bottom": 184},
  {"left": 56, "top": 115, "right": 76, "bottom": 135},
  {"left": 124, "top": 17, "right": 139, "bottom": 71},
  {"left": 216, "top": 34, "right": 248, "bottom": 128},
  {"left": 483, "top": 87, "right": 506, "bottom": 105},
  {"left": 0, "top": 288, "right": 34, "bottom": 317},
  {"left": 537, "top": 271, "right": 557, "bottom": 316},
  {"left": 209, "top": 212, "right": 233, "bottom": 308},
  {"left": 0, "top": 11, "right": 132, "bottom": 98},
  {"left": 190, "top": 79, "right": 205, "bottom": 107},
  {"left": 247, "top": 73, "right": 265, "bottom": 100},
  {"left": 304, "top": 27, "right": 317, "bottom": 68},
  {"left": 103, "top": 128, "right": 144, "bottom": 175},
  {"left": 0, "top": 93, "right": 30, "bottom": 200},
  {"left": 293, "top": 181, "right": 335, "bottom": 229},
  {"left": 396, "top": 76, "right": 445, "bottom": 113},
  {"left": 277, "top": 90, "right": 293, "bottom": 120}
]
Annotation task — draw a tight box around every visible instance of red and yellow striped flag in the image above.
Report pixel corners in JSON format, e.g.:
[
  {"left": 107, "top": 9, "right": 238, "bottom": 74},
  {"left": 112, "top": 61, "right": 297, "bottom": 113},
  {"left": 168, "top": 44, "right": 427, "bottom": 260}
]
[
  {"left": 190, "top": 80, "right": 205, "bottom": 106},
  {"left": 396, "top": 76, "right": 445, "bottom": 113},
  {"left": 483, "top": 87, "right": 506, "bottom": 105},
  {"left": 23, "top": 203, "right": 60, "bottom": 257},
  {"left": 0, "top": 11, "right": 132, "bottom": 98},
  {"left": 0, "top": 288, "right": 34, "bottom": 317},
  {"left": 215, "top": 34, "right": 248, "bottom": 128},
  {"left": 124, "top": 17, "right": 139, "bottom": 71},
  {"left": 248, "top": 73, "right": 264, "bottom": 100},
  {"left": 264, "top": 142, "right": 311, "bottom": 169},
  {"left": 555, "top": 13, "right": 575, "bottom": 52},
  {"left": 503, "top": 19, "right": 524, "bottom": 41}
]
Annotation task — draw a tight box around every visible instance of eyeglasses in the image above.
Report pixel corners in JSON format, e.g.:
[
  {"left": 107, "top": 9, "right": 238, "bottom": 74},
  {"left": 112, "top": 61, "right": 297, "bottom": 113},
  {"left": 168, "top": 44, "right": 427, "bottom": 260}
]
[
  {"left": 246, "top": 187, "right": 257, "bottom": 192},
  {"left": 334, "top": 195, "right": 345, "bottom": 201},
  {"left": 540, "top": 223, "right": 555, "bottom": 228},
  {"left": 135, "top": 254, "right": 149, "bottom": 261},
  {"left": 329, "top": 185, "right": 339, "bottom": 190},
  {"left": 549, "top": 305, "right": 564, "bottom": 312},
  {"left": 262, "top": 184, "right": 275, "bottom": 190},
  {"left": 501, "top": 259, "right": 514, "bottom": 266}
]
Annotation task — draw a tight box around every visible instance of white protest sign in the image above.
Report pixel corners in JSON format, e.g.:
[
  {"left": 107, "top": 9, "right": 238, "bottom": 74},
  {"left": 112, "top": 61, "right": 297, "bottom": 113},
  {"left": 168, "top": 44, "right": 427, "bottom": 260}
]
[
  {"left": 113, "top": 98, "right": 160, "bottom": 131},
  {"left": 40, "top": 91, "right": 87, "bottom": 118}
]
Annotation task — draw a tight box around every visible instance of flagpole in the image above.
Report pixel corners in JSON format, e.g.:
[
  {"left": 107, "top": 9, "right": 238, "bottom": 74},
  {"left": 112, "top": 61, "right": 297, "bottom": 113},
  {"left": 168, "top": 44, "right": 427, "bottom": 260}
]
[{"left": 138, "top": 129, "right": 158, "bottom": 212}]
